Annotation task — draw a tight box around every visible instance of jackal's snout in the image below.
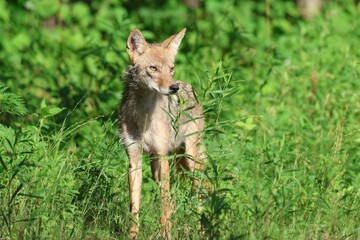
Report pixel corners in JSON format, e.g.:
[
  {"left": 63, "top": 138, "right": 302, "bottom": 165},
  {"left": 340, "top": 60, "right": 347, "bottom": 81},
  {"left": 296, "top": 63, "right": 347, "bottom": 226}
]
[{"left": 169, "top": 84, "right": 179, "bottom": 94}]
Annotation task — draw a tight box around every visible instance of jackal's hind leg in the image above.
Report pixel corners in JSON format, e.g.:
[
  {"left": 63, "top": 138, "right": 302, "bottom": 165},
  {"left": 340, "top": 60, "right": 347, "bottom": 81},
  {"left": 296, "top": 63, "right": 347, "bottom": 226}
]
[{"left": 184, "top": 135, "right": 206, "bottom": 192}]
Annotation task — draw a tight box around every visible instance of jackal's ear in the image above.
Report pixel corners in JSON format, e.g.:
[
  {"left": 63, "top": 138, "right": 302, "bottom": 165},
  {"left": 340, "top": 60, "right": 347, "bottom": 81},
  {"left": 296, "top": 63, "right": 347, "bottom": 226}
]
[
  {"left": 161, "top": 28, "right": 186, "bottom": 56},
  {"left": 127, "top": 29, "right": 148, "bottom": 63}
]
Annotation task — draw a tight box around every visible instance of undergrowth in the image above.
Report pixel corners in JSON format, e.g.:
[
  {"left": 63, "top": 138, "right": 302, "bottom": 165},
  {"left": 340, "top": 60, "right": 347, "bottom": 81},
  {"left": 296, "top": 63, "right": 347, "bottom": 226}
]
[{"left": 1, "top": 0, "right": 360, "bottom": 239}]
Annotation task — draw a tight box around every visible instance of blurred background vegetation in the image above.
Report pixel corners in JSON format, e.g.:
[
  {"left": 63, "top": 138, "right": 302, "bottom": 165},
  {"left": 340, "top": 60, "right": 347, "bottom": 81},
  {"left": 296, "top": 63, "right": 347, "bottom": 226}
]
[{"left": 1, "top": 0, "right": 360, "bottom": 239}]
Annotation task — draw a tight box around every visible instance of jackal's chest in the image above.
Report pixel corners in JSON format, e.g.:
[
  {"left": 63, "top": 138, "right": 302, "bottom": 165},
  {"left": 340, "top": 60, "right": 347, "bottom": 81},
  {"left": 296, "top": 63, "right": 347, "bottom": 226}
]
[
  {"left": 120, "top": 91, "right": 183, "bottom": 154},
  {"left": 136, "top": 98, "right": 179, "bottom": 154},
  {"left": 141, "top": 119, "right": 176, "bottom": 154}
]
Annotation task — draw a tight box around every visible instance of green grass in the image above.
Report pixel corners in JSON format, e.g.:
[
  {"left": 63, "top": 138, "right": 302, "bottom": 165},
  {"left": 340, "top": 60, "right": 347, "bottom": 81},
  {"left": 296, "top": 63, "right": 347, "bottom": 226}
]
[{"left": 1, "top": 0, "right": 360, "bottom": 239}]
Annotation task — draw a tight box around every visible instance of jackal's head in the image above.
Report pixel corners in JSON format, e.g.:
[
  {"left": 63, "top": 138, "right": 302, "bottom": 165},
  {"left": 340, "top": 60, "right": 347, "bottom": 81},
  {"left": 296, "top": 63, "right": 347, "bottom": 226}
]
[{"left": 126, "top": 28, "right": 186, "bottom": 95}]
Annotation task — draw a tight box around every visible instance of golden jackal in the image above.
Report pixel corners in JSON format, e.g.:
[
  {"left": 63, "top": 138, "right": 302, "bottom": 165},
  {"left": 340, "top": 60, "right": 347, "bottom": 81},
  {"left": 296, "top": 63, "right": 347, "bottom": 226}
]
[{"left": 119, "top": 28, "right": 206, "bottom": 238}]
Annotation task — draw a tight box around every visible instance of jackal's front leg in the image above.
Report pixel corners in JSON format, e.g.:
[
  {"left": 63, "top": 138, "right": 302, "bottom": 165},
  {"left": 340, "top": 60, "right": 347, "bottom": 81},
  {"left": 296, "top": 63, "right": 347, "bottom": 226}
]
[
  {"left": 151, "top": 155, "right": 173, "bottom": 238},
  {"left": 126, "top": 144, "right": 142, "bottom": 238}
]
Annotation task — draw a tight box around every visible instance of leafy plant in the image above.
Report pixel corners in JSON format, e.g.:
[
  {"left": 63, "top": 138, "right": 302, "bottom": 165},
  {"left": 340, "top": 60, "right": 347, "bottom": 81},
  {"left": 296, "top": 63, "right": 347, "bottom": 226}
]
[{"left": 0, "top": 83, "right": 27, "bottom": 117}]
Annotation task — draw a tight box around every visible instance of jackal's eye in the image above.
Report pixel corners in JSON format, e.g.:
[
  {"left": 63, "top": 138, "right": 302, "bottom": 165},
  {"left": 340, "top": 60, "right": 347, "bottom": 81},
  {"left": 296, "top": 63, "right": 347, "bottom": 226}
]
[
  {"left": 149, "top": 65, "right": 158, "bottom": 72},
  {"left": 170, "top": 66, "right": 175, "bottom": 74}
]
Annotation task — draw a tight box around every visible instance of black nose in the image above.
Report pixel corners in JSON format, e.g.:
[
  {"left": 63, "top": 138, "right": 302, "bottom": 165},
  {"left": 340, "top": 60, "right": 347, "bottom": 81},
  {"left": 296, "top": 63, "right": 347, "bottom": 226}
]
[{"left": 169, "top": 84, "right": 179, "bottom": 93}]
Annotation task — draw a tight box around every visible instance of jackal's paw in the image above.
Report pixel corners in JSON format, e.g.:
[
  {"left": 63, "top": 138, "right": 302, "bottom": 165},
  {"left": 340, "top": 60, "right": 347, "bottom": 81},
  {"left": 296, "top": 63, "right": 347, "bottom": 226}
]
[
  {"left": 129, "top": 225, "right": 139, "bottom": 238},
  {"left": 160, "top": 229, "right": 172, "bottom": 240}
]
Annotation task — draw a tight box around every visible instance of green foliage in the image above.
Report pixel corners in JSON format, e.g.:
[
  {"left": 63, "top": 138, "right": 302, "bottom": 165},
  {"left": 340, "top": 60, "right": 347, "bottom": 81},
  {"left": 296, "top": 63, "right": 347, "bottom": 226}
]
[
  {"left": 0, "top": 83, "right": 27, "bottom": 116},
  {"left": 1, "top": 0, "right": 360, "bottom": 239}
]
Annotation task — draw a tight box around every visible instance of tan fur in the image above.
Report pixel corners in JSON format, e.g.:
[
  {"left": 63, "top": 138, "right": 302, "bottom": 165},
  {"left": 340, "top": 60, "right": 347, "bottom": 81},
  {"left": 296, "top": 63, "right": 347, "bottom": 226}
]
[{"left": 119, "top": 28, "right": 206, "bottom": 238}]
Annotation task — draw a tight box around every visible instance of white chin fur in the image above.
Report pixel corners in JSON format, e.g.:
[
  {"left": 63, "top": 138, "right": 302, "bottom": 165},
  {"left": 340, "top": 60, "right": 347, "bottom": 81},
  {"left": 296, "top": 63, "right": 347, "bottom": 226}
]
[
  {"left": 158, "top": 88, "right": 170, "bottom": 95},
  {"left": 146, "top": 80, "right": 170, "bottom": 95}
]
